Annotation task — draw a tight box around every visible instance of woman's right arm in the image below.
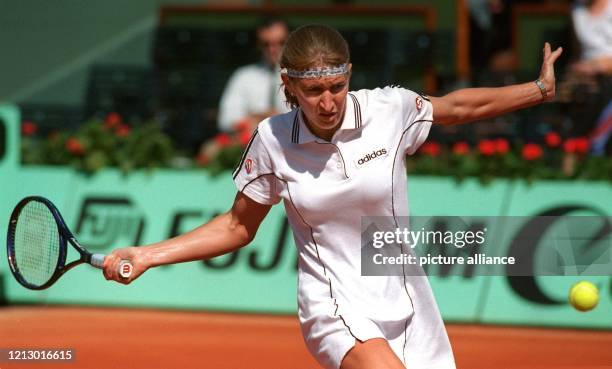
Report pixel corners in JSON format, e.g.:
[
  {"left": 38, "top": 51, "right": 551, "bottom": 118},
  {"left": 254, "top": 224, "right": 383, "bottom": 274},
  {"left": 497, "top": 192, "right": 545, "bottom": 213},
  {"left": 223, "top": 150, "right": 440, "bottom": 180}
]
[{"left": 102, "top": 191, "right": 272, "bottom": 283}]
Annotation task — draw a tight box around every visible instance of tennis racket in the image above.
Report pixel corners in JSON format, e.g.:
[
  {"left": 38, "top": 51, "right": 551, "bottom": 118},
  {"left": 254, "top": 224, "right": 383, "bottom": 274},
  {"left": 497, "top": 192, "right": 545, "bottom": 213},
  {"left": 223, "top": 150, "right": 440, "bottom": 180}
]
[{"left": 6, "top": 196, "right": 133, "bottom": 290}]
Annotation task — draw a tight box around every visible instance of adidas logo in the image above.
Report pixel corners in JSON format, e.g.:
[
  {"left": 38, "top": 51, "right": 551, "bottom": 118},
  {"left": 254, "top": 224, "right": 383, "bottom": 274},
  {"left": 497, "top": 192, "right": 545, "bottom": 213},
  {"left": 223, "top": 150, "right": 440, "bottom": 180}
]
[{"left": 356, "top": 148, "right": 388, "bottom": 166}]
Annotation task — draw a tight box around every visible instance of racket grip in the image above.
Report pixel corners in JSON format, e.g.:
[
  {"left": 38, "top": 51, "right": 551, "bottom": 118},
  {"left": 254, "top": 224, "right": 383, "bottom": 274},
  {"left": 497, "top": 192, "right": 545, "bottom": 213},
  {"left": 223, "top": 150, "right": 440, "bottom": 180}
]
[
  {"left": 91, "top": 253, "right": 105, "bottom": 269},
  {"left": 90, "top": 254, "right": 133, "bottom": 278}
]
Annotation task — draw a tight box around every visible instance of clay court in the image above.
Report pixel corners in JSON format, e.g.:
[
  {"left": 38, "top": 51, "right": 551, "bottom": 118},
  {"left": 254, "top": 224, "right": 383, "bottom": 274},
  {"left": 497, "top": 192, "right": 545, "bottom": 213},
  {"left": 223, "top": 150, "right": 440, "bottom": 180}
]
[{"left": 1, "top": 305, "right": 611, "bottom": 369}]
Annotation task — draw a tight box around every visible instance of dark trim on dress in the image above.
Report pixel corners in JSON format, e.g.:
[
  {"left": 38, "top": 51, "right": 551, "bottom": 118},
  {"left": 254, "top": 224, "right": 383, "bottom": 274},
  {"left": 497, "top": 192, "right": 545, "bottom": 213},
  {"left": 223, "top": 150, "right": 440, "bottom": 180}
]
[
  {"left": 391, "top": 118, "right": 433, "bottom": 365},
  {"left": 417, "top": 92, "right": 431, "bottom": 102},
  {"left": 236, "top": 126, "right": 357, "bottom": 341},
  {"left": 291, "top": 110, "right": 300, "bottom": 143},
  {"left": 391, "top": 119, "right": 432, "bottom": 221},
  {"left": 348, "top": 93, "right": 362, "bottom": 128},
  {"left": 239, "top": 173, "right": 277, "bottom": 195},
  {"left": 280, "top": 176, "right": 359, "bottom": 341},
  {"left": 233, "top": 129, "right": 259, "bottom": 179}
]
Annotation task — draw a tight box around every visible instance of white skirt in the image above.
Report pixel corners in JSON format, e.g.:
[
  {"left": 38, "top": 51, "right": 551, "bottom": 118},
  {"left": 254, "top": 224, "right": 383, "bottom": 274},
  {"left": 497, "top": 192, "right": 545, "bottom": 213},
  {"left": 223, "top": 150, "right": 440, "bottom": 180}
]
[{"left": 297, "top": 274, "right": 457, "bottom": 369}]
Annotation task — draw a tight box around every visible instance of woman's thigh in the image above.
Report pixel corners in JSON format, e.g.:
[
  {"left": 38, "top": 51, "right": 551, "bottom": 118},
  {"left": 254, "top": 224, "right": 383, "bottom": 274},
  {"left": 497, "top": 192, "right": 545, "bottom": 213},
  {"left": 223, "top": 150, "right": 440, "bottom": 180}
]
[{"left": 340, "top": 338, "right": 406, "bottom": 369}]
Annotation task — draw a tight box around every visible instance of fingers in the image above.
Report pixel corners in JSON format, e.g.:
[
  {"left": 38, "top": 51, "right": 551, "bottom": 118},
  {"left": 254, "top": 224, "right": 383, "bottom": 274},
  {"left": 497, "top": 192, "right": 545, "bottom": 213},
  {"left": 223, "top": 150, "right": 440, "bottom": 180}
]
[
  {"left": 102, "top": 247, "right": 139, "bottom": 284},
  {"left": 543, "top": 42, "right": 551, "bottom": 59},
  {"left": 543, "top": 42, "right": 563, "bottom": 64},
  {"left": 549, "top": 46, "right": 563, "bottom": 63},
  {"left": 102, "top": 254, "right": 115, "bottom": 280},
  {"left": 102, "top": 252, "right": 122, "bottom": 282},
  {"left": 536, "top": 43, "right": 564, "bottom": 102}
]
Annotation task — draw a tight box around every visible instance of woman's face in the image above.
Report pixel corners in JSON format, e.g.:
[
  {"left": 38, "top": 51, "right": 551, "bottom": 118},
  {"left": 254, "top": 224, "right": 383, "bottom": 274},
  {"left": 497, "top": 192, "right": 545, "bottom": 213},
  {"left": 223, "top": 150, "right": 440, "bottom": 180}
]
[{"left": 283, "top": 66, "right": 351, "bottom": 139}]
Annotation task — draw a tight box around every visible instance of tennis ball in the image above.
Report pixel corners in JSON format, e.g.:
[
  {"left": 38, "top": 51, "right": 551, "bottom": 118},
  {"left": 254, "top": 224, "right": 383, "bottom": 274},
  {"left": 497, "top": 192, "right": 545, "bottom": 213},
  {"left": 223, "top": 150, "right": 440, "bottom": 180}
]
[{"left": 569, "top": 281, "right": 599, "bottom": 312}]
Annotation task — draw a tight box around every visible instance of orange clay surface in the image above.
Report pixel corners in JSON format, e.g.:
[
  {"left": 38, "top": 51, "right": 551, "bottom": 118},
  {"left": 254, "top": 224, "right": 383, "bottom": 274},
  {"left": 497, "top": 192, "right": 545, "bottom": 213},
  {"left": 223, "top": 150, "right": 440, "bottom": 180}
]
[{"left": 1, "top": 306, "right": 611, "bottom": 369}]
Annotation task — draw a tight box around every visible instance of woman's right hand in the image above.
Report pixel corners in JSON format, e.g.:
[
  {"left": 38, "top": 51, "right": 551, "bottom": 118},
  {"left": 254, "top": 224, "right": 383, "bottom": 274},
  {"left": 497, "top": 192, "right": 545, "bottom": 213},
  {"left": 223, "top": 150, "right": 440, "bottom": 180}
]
[{"left": 103, "top": 246, "right": 149, "bottom": 284}]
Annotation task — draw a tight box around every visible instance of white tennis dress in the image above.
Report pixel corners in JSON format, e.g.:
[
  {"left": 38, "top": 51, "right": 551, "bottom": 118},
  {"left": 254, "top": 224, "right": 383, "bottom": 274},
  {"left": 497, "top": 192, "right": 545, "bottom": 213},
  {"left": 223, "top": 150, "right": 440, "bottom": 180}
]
[{"left": 233, "top": 86, "right": 456, "bottom": 369}]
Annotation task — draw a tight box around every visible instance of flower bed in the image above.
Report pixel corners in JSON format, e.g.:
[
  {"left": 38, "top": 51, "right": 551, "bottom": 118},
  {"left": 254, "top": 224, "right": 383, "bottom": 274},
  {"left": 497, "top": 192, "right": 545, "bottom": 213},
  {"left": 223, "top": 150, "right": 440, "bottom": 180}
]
[
  {"left": 410, "top": 134, "right": 611, "bottom": 183},
  {"left": 21, "top": 113, "right": 175, "bottom": 173},
  {"left": 20, "top": 114, "right": 612, "bottom": 182}
]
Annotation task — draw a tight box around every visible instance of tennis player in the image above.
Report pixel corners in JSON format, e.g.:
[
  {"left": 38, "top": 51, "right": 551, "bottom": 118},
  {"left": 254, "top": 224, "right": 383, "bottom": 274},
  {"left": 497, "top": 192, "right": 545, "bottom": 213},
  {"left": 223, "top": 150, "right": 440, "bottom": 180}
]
[{"left": 103, "top": 25, "right": 562, "bottom": 369}]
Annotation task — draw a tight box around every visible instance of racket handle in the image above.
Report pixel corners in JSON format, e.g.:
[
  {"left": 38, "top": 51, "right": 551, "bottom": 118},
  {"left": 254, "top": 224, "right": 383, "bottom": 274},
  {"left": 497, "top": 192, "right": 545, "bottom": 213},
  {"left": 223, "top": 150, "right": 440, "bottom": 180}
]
[
  {"left": 90, "top": 254, "right": 133, "bottom": 278},
  {"left": 91, "top": 254, "right": 105, "bottom": 268}
]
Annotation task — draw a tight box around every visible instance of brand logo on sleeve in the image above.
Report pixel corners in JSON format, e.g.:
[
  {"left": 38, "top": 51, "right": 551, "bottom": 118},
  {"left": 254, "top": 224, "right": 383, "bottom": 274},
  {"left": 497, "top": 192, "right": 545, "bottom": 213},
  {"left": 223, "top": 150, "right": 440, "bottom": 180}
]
[
  {"left": 356, "top": 148, "right": 388, "bottom": 167},
  {"left": 415, "top": 96, "right": 423, "bottom": 111},
  {"left": 245, "top": 158, "right": 253, "bottom": 174}
]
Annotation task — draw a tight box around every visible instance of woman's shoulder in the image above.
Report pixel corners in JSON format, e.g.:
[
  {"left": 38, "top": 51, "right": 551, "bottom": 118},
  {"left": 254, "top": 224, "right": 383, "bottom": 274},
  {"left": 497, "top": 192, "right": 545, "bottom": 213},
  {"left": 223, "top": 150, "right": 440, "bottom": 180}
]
[
  {"left": 356, "top": 85, "right": 418, "bottom": 98},
  {"left": 256, "top": 109, "right": 299, "bottom": 145},
  {"left": 353, "top": 86, "right": 420, "bottom": 108}
]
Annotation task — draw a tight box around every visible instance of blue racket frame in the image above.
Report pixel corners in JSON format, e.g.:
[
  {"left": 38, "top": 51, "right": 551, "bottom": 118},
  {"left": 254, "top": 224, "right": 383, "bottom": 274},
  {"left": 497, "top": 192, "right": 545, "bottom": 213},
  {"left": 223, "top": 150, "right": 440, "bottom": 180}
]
[{"left": 7, "top": 196, "right": 95, "bottom": 290}]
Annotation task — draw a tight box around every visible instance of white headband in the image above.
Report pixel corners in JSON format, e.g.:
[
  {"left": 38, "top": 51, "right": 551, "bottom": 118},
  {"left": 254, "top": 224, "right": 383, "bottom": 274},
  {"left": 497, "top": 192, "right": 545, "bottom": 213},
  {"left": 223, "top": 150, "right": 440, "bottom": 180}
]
[{"left": 281, "top": 63, "right": 349, "bottom": 79}]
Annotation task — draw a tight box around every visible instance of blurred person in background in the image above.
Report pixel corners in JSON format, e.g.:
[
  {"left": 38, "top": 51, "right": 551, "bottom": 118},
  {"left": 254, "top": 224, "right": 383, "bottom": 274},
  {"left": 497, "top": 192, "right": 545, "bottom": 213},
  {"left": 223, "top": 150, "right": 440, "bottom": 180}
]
[
  {"left": 468, "top": 0, "right": 514, "bottom": 76},
  {"left": 468, "top": 0, "right": 539, "bottom": 79},
  {"left": 217, "top": 16, "right": 292, "bottom": 133},
  {"left": 569, "top": 0, "right": 612, "bottom": 155}
]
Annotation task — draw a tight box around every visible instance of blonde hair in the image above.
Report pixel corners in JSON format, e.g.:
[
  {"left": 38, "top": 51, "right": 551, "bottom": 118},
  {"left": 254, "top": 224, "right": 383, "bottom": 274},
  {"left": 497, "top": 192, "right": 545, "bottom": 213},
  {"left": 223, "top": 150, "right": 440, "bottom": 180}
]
[{"left": 280, "top": 25, "right": 350, "bottom": 108}]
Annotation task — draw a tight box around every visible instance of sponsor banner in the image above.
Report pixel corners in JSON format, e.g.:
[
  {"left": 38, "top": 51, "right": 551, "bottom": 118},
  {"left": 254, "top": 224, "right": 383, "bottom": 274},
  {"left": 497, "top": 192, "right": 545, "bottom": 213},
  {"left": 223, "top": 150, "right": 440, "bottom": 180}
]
[
  {"left": 480, "top": 181, "right": 612, "bottom": 328},
  {"left": 2, "top": 170, "right": 297, "bottom": 312},
  {"left": 407, "top": 177, "right": 513, "bottom": 321},
  {"left": 1, "top": 171, "right": 610, "bottom": 326}
]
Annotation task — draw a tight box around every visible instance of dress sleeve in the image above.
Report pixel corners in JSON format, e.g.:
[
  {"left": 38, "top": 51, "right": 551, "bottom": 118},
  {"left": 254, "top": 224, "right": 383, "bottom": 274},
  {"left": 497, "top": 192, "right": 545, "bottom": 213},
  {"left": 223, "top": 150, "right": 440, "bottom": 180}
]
[
  {"left": 232, "top": 129, "right": 282, "bottom": 205},
  {"left": 394, "top": 88, "right": 434, "bottom": 155}
]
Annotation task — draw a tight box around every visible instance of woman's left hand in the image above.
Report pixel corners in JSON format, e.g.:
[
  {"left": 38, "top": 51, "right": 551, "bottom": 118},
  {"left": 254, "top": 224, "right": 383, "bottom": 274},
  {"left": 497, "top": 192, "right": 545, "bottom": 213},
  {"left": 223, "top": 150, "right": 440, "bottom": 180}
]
[{"left": 538, "top": 42, "right": 563, "bottom": 101}]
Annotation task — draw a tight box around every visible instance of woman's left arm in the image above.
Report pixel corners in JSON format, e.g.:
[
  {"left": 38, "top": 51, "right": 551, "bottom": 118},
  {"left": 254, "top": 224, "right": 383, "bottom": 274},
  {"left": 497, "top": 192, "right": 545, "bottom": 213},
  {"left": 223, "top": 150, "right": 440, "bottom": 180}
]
[{"left": 430, "top": 43, "right": 563, "bottom": 125}]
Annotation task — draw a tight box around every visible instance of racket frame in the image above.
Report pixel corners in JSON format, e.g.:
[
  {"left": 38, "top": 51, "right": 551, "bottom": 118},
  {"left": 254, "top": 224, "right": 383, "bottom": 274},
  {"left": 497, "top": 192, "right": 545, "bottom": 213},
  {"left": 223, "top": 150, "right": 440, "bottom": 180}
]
[{"left": 7, "top": 196, "right": 97, "bottom": 290}]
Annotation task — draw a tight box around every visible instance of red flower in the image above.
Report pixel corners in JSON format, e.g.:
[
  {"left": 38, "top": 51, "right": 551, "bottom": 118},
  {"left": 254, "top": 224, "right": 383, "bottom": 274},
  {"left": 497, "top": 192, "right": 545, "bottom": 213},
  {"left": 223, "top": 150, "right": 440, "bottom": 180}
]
[
  {"left": 563, "top": 137, "right": 589, "bottom": 154},
  {"left": 522, "top": 143, "right": 543, "bottom": 161},
  {"left": 478, "top": 139, "right": 496, "bottom": 156},
  {"left": 494, "top": 138, "right": 510, "bottom": 155},
  {"left": 574, "top": 137, "right": 590, "bottom": 155},
  {"left": 21, "top": 121, "right": 38, "bottom": 136},
  {"left": 238, "top": 130, "right": 252, "bottom": 146},
  {"left": 563, "top": 138, "right": 577, "bottom": 154},
  {"left": 214, "top": 133, "right": 233, "bottom": 148},
  {"left": 65, "top": 138, "right": 85, "bottom": 156},
  {"left": 234, "top": 119, "right": 251, "bottom": 133},
  {"left": 115, "top": 124, "right": 131, "bottom": 137},
  {"left": 544, "top": 132, "right": 561, "bottom": 147},
  {"left": 452, "top": 141, "right": 470, "bottom": 155},
  {"left": 420, "top": 141, "right": 441, "bottom": 157},
  {"left": 104, "top": 112, "right": 122, "bottom": 128}
]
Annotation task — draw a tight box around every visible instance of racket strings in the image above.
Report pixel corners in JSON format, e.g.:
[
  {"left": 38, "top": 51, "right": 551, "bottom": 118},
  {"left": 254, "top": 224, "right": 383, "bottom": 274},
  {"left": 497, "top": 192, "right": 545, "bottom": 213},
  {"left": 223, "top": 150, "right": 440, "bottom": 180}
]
[{"left": 13, "top": 201, "right": 61, "bottom": 287}]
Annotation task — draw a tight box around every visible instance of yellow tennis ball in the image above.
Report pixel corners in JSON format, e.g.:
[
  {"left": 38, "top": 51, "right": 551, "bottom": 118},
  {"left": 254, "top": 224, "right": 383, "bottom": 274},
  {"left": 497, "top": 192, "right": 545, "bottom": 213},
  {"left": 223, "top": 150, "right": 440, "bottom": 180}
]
[{"left": 569, "top": 281, "right": 599, "bottom": 312}]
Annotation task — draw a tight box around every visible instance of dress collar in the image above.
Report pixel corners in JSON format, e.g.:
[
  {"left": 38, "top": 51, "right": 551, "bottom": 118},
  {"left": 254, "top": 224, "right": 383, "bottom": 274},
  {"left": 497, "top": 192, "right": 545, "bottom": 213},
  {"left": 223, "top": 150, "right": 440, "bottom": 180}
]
[{"left": 291, "top": 92, "right": 362, "bottom": 144}]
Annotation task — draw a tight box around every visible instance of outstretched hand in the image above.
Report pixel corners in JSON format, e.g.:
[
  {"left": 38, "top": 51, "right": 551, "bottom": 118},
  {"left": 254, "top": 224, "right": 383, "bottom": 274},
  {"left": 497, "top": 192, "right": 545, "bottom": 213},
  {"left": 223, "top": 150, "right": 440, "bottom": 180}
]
[
  {"left": 103, "top": 246, "right": 148, "bottom": 284},
  {"left": 538, "top": 42, "right": 563, "bottom": 101}
]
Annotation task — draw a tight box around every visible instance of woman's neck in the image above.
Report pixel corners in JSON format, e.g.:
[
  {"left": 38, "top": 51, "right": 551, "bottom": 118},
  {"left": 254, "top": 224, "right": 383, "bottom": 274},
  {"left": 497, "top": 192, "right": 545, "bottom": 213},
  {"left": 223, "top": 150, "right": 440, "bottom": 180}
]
[
  {"left": 302, "top": 109, "right": 346, "bottom": 142},
  {"left": 308, "top": 123, "right": 339, "bottom": 142}
]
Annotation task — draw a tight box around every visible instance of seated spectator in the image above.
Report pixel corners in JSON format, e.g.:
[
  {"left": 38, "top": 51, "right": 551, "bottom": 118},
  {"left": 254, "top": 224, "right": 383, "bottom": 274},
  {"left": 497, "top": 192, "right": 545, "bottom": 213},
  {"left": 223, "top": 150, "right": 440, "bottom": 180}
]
[
  {"left": 570, "top": 0, "right": 612, "bottom": 77},
  {"left": 217, "top": 17, "right": 291, "bottom": 133},
  {"left": 565, "top": 0, "right": 612, "bottom": 153}
]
